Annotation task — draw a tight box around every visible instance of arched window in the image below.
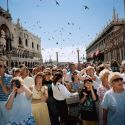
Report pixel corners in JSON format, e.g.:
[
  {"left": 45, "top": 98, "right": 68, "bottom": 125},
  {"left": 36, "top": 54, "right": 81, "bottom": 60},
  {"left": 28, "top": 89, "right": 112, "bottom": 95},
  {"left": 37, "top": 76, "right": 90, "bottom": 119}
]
[
  {"left": 37, "top": 44, "right": 39, "bottom": 50},
  {"left": 25, "top": 39, "right": 28, "bottom": 46},
  {"left": 32, "top": 42, "right": 34, "bottom": 48},
  {"left": 19, "top": 37, "right": 22, "bottom": 45}
]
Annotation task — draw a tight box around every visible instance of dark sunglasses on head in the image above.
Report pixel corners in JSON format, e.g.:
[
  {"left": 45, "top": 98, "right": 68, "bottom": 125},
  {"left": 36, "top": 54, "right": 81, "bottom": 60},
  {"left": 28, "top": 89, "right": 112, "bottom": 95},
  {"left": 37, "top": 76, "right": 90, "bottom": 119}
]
[
  {"left": 113, "top": 78, "right": 123, "bottom": 82},
  {"left": 84, "top": 79, "right": 93, "bottom": 83},
  {"left": 0, "top": 65, "right": 6, "bottom": 68}
]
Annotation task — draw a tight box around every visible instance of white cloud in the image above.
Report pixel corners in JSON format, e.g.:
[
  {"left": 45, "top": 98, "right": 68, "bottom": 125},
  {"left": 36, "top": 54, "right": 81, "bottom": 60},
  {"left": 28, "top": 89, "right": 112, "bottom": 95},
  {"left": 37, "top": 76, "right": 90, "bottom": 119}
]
[{"left": 42, "top": 45, "right": 86, "bottom": 63}]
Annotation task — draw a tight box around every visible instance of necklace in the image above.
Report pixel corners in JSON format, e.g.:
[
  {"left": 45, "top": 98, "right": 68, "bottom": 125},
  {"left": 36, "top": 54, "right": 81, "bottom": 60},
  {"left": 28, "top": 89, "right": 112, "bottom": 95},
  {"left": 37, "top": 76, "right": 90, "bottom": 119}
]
[{"left": 35, "top": 87, "right": 41, "bottom": 92}]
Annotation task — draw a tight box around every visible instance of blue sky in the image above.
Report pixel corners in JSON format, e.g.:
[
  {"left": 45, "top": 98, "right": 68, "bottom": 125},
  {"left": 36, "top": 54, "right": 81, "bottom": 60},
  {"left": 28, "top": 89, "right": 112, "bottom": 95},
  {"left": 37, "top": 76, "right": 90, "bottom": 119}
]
[{"left": 0, "top": 0, "right": 124, "bottom": 62}]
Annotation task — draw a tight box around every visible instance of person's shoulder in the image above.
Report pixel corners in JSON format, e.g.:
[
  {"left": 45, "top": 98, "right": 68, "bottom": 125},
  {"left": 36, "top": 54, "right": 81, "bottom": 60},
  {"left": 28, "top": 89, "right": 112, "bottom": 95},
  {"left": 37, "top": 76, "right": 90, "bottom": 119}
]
[
  {"left": 121, "top": 73, "right": 125, "bottom": 76},
  {"left": 27, "top": 76, "right": 34, "bottom": 80},
  {"left": 57, "top": 82, "right": 62, "bottom": 86},
  {"left": 104, "top": 89, "right": 113, "bottom": 96},
  {"left": 4, "top": 73, "right": 12, "bottom": 79},
  {"left": 43, "top": 85, "right": 48, "bottom": 90}
]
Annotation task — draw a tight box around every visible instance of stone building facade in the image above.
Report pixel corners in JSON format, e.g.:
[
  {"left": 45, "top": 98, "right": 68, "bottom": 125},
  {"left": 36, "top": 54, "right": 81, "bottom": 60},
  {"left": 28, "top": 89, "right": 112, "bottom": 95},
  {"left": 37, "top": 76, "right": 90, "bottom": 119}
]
[
  {"left": 86, "top": 10, "right": 125, "bottom": 63},
  {"left": 0, "top": 7, "right": 43, "bottom": 69}
]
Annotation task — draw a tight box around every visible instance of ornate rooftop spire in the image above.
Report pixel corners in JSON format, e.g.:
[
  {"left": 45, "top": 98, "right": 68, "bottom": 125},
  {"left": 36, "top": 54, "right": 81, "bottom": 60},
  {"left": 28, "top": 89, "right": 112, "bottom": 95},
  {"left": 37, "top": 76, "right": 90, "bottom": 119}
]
[{"left": 112, "top": 7, "right": 116, "bottom": 21}]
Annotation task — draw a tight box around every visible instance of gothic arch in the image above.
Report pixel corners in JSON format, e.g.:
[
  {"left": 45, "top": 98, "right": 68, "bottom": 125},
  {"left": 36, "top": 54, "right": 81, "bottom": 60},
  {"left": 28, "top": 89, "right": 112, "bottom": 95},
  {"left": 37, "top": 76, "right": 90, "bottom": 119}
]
[
  {"left": 0, "top": 24, "right": 12, "bottom": 52},
  {"left": 0, "top": 24, "right": 11, "bottom": 38}
]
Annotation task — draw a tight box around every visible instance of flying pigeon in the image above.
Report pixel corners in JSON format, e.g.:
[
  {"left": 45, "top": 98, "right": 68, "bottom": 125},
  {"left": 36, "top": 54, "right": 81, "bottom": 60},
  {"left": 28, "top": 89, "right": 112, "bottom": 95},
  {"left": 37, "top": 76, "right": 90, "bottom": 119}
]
[
  {"left": 67, "top": 22, "right": 70, "bottom": 25},
  {"left": 55, "top": 0, "right": 60, "bottom": 6},
  {"left": 83, "top": 5, "right": 89, "bottom": 10}
]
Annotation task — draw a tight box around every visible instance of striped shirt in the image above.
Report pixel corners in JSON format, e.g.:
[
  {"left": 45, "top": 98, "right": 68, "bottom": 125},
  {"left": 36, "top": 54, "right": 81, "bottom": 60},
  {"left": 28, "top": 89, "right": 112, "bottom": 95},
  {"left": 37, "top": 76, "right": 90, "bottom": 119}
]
[{"left": 0, "top": 73, "right": 12, "bottom": 101}]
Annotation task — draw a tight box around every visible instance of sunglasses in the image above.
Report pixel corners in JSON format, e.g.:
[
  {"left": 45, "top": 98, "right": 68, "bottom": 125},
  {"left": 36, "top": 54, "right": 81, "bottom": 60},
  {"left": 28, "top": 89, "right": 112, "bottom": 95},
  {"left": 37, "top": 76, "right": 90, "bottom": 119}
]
[
  {"left": 0, "top": 65, "right": 6, "bottom": 68},
  {"left": 112, "top": 78, "right": 123, "bottom": 82},
  {"left": 84, "top": 79, "right": 93, "bottom": 83}
]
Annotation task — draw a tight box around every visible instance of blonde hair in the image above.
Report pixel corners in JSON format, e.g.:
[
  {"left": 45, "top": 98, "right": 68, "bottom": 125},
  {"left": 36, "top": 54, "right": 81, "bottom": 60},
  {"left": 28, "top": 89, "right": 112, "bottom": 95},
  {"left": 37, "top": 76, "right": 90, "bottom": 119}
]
[
  {"left": 85, "top": 66, "right": 95, "bottom": 72},
  {"left": 99, "top": 69, "right": 111, "bottom": 80}
]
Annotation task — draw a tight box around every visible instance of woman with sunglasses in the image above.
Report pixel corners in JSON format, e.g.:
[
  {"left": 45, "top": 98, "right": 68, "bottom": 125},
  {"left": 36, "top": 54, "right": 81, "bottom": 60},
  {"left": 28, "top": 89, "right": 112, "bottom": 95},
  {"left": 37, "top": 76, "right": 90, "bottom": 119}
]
[
  {"left": 5, "top": 77, "right": 35, "bottom": 125},
  {"left": 101, "top": 72, "right": 125, "bottom": 125},
  {"left": 71, "top": 71, "right": 81, "bottom": 92}
]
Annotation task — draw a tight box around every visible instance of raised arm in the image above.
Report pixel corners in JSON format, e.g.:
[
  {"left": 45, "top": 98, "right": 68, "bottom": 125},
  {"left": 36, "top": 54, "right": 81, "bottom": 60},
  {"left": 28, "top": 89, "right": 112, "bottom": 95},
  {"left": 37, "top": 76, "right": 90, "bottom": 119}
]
[
  {"left": 22, "top": 85, "right": 33, "bottom": 98},
  {"left": 6, "top": 88, "right": 17, "bottom": 110}
]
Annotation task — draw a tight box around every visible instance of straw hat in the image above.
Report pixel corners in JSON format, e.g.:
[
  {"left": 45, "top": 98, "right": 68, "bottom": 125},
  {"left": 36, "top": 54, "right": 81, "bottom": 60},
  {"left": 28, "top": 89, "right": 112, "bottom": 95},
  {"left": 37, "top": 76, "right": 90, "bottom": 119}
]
[{"left": 108, "top": 72, "right": 123, "bottom": 85}]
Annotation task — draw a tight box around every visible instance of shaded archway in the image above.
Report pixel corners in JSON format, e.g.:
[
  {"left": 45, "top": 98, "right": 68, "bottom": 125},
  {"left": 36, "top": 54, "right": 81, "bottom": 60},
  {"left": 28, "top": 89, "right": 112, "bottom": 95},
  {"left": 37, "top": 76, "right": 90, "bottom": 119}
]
[
  {"left": 11, "top": 61, "right": 14, "bottom": 68},
  {"left": 0, "top": 24, "right": 11, "bottom": 52}
]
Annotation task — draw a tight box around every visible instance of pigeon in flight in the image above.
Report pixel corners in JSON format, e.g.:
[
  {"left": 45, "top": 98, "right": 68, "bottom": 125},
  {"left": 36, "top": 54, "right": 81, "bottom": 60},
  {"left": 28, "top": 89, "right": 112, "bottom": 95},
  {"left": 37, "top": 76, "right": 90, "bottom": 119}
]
[
  {"left": 83, "top": 5, "right": 89, "bottom": 10},
  {"left": 55, "top": 0, "right": 60, "bottom": 6},
  {"left": 67, "top": 22, "right": 70, "bottom": 25}
]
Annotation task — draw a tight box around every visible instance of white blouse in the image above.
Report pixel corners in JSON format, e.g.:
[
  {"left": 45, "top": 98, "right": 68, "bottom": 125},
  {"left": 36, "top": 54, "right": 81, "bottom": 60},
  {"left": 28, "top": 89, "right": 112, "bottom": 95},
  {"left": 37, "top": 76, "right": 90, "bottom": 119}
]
[{"left": 52, "top": 82, "right": 72, "bottom": 101}]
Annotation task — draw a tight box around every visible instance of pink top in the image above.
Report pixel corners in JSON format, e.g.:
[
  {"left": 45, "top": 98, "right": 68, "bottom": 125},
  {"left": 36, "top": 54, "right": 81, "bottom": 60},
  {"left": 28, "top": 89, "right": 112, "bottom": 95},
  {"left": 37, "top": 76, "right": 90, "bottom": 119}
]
[{"left": 97, "top": 84, "right": 109, "bottom": 103}]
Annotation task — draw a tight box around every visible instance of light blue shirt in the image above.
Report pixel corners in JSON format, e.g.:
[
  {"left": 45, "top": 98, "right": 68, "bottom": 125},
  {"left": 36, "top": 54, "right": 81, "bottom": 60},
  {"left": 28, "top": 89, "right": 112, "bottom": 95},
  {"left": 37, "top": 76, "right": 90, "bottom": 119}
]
[
  {"left": 71, "top": 82, "right": 80, "bottom": 91},
  {"left": 101, "top": 89, "right": 125, "bottom": 125},
  {"left": 0, "top": 73, "right": 12, "bottom": 101},
  {"left": 7, "top": 92, "right": 32, "bottom": 122}
]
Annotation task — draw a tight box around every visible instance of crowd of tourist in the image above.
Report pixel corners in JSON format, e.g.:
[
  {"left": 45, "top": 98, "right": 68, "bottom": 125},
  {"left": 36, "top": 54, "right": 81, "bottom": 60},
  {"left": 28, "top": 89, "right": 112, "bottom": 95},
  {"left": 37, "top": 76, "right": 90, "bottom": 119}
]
[{"left": 0, "top": 58, "right": 125, "bottom": 125}]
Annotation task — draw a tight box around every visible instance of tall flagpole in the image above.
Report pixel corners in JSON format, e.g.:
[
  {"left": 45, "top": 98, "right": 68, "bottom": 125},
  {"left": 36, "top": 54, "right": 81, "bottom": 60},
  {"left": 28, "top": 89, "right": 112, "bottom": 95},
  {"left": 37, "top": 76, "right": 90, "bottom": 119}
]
[
  {"left": 7, "top": 0, "right": 9, "bottom": 12},
  {"left": 124, "top": 0, "right": 125, "bottom": 17}
]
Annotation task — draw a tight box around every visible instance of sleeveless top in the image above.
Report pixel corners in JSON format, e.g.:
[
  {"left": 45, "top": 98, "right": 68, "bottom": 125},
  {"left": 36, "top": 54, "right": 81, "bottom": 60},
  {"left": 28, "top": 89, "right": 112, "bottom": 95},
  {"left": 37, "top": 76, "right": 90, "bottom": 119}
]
[{"left": 32, "top": 85, "right": 48, "bottom": 100}]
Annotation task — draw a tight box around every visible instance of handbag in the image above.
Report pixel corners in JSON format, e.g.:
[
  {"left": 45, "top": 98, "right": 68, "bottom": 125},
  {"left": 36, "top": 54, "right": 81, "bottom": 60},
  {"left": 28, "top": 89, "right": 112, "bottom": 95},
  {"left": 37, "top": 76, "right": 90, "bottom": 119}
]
[{"left": 66, "top": 92, "right": 80, "bottom": 104}]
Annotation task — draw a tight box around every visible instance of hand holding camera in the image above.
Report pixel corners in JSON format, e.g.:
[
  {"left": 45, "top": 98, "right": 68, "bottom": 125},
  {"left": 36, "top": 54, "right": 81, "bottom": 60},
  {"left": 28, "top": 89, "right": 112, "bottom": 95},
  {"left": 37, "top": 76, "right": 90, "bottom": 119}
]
[
  {"left": 11, "top": 80, "right": 21, "bottom": 98},
  {"left": 83, "top": 92, "right": 88, "bottom": 97},
  {"left": 14, "top": 80, "right": 21, "bottom": 89}
]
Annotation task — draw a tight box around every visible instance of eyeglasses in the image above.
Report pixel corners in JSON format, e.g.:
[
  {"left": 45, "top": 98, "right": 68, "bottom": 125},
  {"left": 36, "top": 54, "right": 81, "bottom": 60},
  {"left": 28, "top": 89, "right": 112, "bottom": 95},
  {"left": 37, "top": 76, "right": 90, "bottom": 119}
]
[
  {"left": 84, "top": 79, "right": 93, "bottom": 83},
  {"left": 0, "top": 65, "right": 6, "bottom": 68},
  {"left": 112, "top": 78, "right": 123, "bottom": 82}
]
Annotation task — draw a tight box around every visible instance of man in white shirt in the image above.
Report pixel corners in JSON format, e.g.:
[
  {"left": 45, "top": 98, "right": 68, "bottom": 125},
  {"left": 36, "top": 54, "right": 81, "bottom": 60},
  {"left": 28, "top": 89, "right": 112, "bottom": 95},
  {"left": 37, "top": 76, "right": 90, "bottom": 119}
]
[{"left": 19, "top": 65, "right": 34, "bottom": 88}]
